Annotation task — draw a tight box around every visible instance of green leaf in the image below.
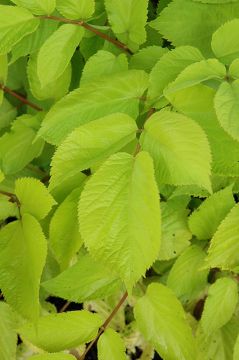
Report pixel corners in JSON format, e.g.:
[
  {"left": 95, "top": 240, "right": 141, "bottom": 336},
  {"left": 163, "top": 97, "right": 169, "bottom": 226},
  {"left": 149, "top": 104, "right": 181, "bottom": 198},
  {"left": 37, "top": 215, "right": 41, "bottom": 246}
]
[
  {"left": 214, "top": 80, "right": 239, "bottom": 141},
  {"left": 0, "top": 302, "right": 17, "bottom": 360},
  {"left": 49, "top": 113, "right": 137, "bottom": 192},
  {"left": 105, "top": 0, "right": 148, "bottom": 51},
  {"left": 211, "top": 19, "right": 239, "bottom": 64},
  {"left": 43, "top": 253, "right": 121, "bottom": 303},
  {"left": 0, "top": 55, "right": 8, "bottom": 104},
  {"left": 0, "top": 196, "right": 18, "bottom": 221},
  {"left": 140, "top": 110, "right": 212, "bottom": 192},
  {"left": 28, "top": 53, "right": 71, "bottom": 101},
  {"left": 37, "top": 70, "right": 148, "bottom": 145},
  {"left": 49, "top": 172, "right": 87, "bottom": 203},
  {"left": 229, "top": 58, "right": 239, "bottom": 79},
  {"left": 159, "top": 198, "right": 191, "bottom": 260},
  {"left": 234, "top": 334, "right": 239, "bottom": 360},
  {"left": 167, "top": 245, "right": 209, "bottom": 303},
  {"left": 78, "top": 152, "right": 161, "bottom": 292},
  {"left": 164, "top": 59, "right": 226, "bottom": 96},
  {"left": 11, "top": 0, "right": 56, "bottom": 15},
  {"left": 129, "top": 45, "right": 168, "bottom": 73},
  {"left": 19, "top": 310, "right": 102, "bottom": 352},
  {"left": 0, "top": 114, "right": 44, "bottom": 175},
  {"left": 98, "top": 329, "right": 127, "bottom": 360},
  {"left": 148, "top": 46, "right": 204, "bottom": 108},
  {"left": 37, "top": 24, "right": 84, "bottom": 87},
  {"left": 134, "top": 283, "right": 197, "bottom": 360},
  {"left": 80, "top": 50, "right": 128, "bottom": 85},
  {"left": 152, "top": 0, "right": 239, "bottom": 57},
  {"left": 56, "top": 0, "right": 95, "bottom": 20},
  {"left": 15, "top": 177, "right": 56, "bottom": 220},
  {"left": 0, "top": 5, "right": 39, "bottom": 54},
  {"left": 205, "top": 203, "right": 239, "bottom": 270},
  {"left": 49, "top": 187, "right": 83, "bottom": 269},
  {"left": 0, "top": 98, "right": 17, "bottom": 131},
  {"left": 201, "top": 278, "right": 238, "bottom": 334},
  {"left": 0, "top": 214, "right": 47, "bottom": 322},
  {"left": 188, "top": 185, "right": 235, "bottom": 240},
  {"left": 29, "top": 354, "right": 75, "bottom": 360}
]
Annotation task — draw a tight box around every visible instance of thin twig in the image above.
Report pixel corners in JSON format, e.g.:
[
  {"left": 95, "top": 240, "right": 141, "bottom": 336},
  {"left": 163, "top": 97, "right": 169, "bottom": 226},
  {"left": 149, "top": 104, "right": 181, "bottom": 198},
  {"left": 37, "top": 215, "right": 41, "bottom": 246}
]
[
  {"left": 60, "top": 301, "right": 71, "bottom": 313},
  {"left": 0, "top": 84, "right": 43, "bottom": 111},
  {"left": 39, "top": 15, "right": 133, "bottom": 55},
  {"left": 79, "top": 291, "right": 128, "bottom": 360},
  {"left": 0, "top": 190, "right": 20, "bottom": 206}
]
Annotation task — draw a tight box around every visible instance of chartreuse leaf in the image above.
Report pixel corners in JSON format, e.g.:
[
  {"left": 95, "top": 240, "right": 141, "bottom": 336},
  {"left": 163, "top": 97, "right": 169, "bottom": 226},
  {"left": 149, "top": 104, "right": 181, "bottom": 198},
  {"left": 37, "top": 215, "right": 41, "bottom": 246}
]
[
  {"left": 49, "top": 113, "right": 137, "bottom": 192},
  {"left": 229, "top": 58, "right": 239, "bottom": 79},
  {"left": 79, "top": 152, "right": 161, "bottom": 292},
  {"left": 164, "top": 59, "right": 226, "bottom": 96},
  {"left": 50, "top": 172, "right": 87, "bottom": 203},
  {"left": 81, "top": 50, "right": 128, "bottom": 85},
  {"left": 234, "top": 334, "right": 239, "bottom": 359},
  {"left": 38, "top": 70, "right": 148, "bottom": 145},
  {"left": 148, "top": 46, "right": 204, "bottom": 108},
  {"left": 29, "top": 354, "right": 75, "bottom": 360},
  {"left": 214, "top": 80, "right": 239, "bottom": 141},
  {"left": 159, "top": 199, "right": 191, "bottom": 260},
  {"left": 188, "top": 185, "right": 235, "bottom": 240},
  {"left": 42, "top": 253, "right": 121, "bottom": 302},
  {"left": 167, "top": 246, "right": 209, "bottom": 304},
  {"left": 0, "top": 196, "right": 18, "bottom": 221},
  {"left": 49, "top": 187, "right": 83, "bottom": 269},
  {"left": 201, "top": 278, "right": 238, "bottom": 334},
  {"left": 98, "top": 329, "right": 127, "bottom": 360},
  {"left": 205, "top": 203, "right": 239, "bottom": 270},
  {"left": 0, "top": 98, "right": 17, "bottom": 131},
  {"left": 134, "top": 283, "right": 196, "bottom": 360},
  {"left": 0, "top": 302, "right": 17, "bottom": 360},
  {"left": 0, "top": 114, "right": 44, "bottom": 175},
  {"left": 0, "top": 55, "right": 8, "bottom": 105},
  {"left": 56, "top": 0, "right": 95, "bottom": 20},
  {"left": 105, "top": 0, "right": 148, "bottom": 51},
  {"left": 212, "top": 19, "right": 239, "bottom": 64},
  {"left": 15, "top": 177, "right": 56, "bottom": 220},
  {"left": 0, "top": 214, "right": 47, "bottom": 322},
  {"left": 129, "top": 46, "right": 168, "bottom": 73},
  {"left": 152, "top": 0, "right": 239, "bottom": 57},
  {"left": 19, "top": 310, "right": 102, "bottom": 352},
  {"left": 0, "top": 5, "right": 39, "bottom": 54},
  {"left": 37, "top": 24, "right": 84, "bottom": 87},
  {"left": 140, "top": 110, "right": 212, "bottom": 192},
  {"left": 28, "top": 53, "right": 72, "bottom": 101},
  {"left": 11, "top": 0, "right": 56, "bottom": 15}
]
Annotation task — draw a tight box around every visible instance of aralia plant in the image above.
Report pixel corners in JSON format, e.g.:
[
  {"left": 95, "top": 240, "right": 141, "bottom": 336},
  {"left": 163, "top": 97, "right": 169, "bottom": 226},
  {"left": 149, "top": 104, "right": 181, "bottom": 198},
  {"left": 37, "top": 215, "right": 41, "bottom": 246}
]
[{"left": 0, "top": 0, "right": 239, "bottom": 359}]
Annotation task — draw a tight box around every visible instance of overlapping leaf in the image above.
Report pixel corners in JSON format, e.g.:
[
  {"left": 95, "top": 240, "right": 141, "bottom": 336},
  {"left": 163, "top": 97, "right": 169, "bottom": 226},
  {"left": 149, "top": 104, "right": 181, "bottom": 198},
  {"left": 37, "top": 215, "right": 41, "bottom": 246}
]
[
  {"left": 0, "top": 302, "right": 17, "bottom": 360},
  {"left": 56, "top": 0, "right": 95, "bottom": 20},
  {"left": 98, "top": 329, "right": 127, "bottom": 360},
  {"left": 11, "top": 0, "right": 56, "bottom": 15}
]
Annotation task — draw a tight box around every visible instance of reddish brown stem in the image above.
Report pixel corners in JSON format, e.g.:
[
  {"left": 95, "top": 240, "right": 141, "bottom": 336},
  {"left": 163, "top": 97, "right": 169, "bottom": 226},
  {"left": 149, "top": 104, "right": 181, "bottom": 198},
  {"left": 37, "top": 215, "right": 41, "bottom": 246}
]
[
  {"left": 79, "top": 291, "right": 128, "bottom": 360},
  {"left": 0, "top": 84, "right": 43, "bottom": 111},
  {"left": 0, "top": 190, "right": 20, "bottom": 206},
  {"left": 39, "top": 15, "right": 133, "bottom": 55}
]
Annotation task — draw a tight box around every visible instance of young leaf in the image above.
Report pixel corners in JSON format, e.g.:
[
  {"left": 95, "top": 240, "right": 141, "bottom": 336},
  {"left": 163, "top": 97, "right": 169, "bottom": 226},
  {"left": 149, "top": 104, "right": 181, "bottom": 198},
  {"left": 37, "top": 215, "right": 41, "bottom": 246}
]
[
  {"left": 15, "top": 177, "right": 56, "bottom": 220},
  {"left": 214, "top": 80, "right": 239, "bottom": 141},
  {"left": 19, "top": 310, "right": 102, "bottom": 352},
  {"left": 105, "top": 0, "right": 148, "bottom": 51},
  {"left": 200, "top": 278, "right": 238, "bottom": 334},
  {"left": 37, "top": 70, "right": 148, "bottom": 145},
  {"left": 148, "top": 46, "right": 204, "bottom": 107},
  {"left": 229, "top": 58, "right": 239, "bottom": 79},
  {"left": 37, "top": 24, "right": 84, "bottom": 87},
  {"left": 205, "top": 203, "right": 239, "bottom": 270},
  {"left": 188, "top": 185, "right": 235, "bottom": 240},
  {"left": 164, "top": 59, "right": 226, "bottom": 96},
  {"left": 129, "top": 45, "right": 168, "bottom": 73},
  {"left": 49, "top": 187, "right": 84, "bottom": 269},
  {"left": 0, "top": 197, "right": 18, "bottom": 221},
  {"left": 97, "top": 329, "right": 127, "bottom": 360},
  {"left": 0, "top": 302, "right": 17, "bottom": 360},
  {"left": 79, "top": 152, "right": 161, "bottom": 292},
  {"left": 80, "top": 50, "right": 128, "bottom": 85},
  {"left": 42, "top": 253, "right": 121, "bottom": 302},
  {"left": 0, "top": 214, "right": 47, "bottom": 322},
  {"left": 49, "top": 113, "right": 137, "bottom": 192},
  {"left": 167, "top": 245, "right": 209, "bottom": 303},
  {"left": 134, "top": 283, "right": 197, "bottom": 360},
  {"left": 211, "top": 19, "right": 239, "bottom": 64},
  {"left": 11, "top": 0, "right": 56, "bottom": 15},
  {"left": 29, "top": 354, "right": 75, "bottom": 360},
  {"left": 0, "top": 98, "right": 17, "bottom": 131},
  {"left": 0, "top": 5, "right": 39, "bottom": 54},
  {"left": 56, "top": 0, "right": 95, "bottom": 20},
  {"left": 49, "top": 172, "right": 87, "bottom": 203},
  {"left": 140, "top": 110, "right": 212, "bottom": 192}
]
